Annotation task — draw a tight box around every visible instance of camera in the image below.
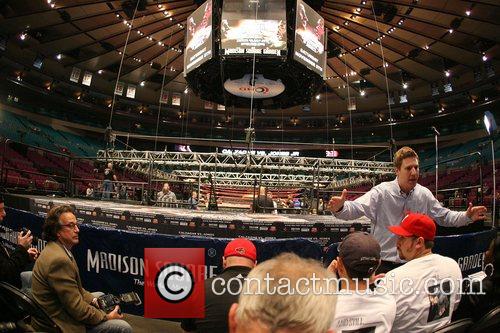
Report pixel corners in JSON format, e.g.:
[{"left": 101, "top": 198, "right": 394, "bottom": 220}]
[
  {"left": 19, "top": 228, "right": 29, "bottom": 236},
  {"left": 97, "top": 292, "right": 141, "bottom": 313}
]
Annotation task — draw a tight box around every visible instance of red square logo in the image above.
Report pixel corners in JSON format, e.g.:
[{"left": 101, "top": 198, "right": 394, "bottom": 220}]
[{"left": 144, "top": 248, "right": 205, "bottom": 318}]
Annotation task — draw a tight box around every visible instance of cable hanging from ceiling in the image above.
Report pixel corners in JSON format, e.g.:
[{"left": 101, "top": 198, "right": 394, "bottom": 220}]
[
  {"left": 370, "top": 0, "right": 396, "bottom": 160},
  {"left": 339, "top": 34, "right": 354, "bottom": 162},
  {"left": 154, "top": 32, "right": 174, "bottom": 151},
  {"left": 106, "top": 0, "right": 141, "bottom": 141}
]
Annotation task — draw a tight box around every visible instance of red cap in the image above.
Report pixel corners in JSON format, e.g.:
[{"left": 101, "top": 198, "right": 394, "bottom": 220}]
[
  {"left": 388, "top": 212, "right": 436, "bottom": 241},
  {"left": 224, "top": 238, "right": 257, "bottom": 261}
]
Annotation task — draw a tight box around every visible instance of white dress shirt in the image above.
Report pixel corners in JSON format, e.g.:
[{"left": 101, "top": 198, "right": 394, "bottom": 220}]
[{"left": 335, "top": 179, "right": 472, "bottom": 262}]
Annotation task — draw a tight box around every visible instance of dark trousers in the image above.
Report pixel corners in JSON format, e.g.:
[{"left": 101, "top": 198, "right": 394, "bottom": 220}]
[{"left": 376, "top": 260, "right": 403, "bottom": 274}]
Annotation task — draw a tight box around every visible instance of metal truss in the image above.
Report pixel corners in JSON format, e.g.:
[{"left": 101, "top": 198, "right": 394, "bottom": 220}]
[
  {"left": 168, "top": 170, "right": 332, "bottom": 187},
  {"left": 98, "top": 150, "right": 394, "bottom": 175}
]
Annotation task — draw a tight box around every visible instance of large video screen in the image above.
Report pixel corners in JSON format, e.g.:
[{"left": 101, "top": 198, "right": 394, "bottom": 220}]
[
  {"left": 184, "top": 0, "right": 213, "bottom": 75},
  {"left": 294, "top": 0, "right": 326, "bottom": 76},
  {"left": 221, "top": 0, "right": 287, "bottom": 56}
]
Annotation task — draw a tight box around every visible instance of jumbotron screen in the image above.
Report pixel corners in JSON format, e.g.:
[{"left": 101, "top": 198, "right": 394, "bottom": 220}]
[
  {"left": 221, "top": 0, "right": 287, "bottom": 56},
  {"left": 184, "top": 0, "right": 213, "bottom": 76},
  {"left": 294, "top": 0, "right": 326, "bottom": 76}
]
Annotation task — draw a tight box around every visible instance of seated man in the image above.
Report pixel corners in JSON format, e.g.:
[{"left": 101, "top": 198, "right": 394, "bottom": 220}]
[
  {"left": 31, "top": 205, "right": 132, "bottom": 333},
  {"left": 156, "top": 183, "right": 177, "bottom": 207},
  {"left": 328, "top": 232, "right": 396, "bottom": 332},
  {"left": 228, "top": 253, "right": 337, "bottom": 333},
  {"left": 181, "top": 238, "right": 257, "bottom": 333},
  {"left": 376, "top": 212, "right": 462, "bottom": 332},
  {"left": 0, "top": 194, "right": 38, "bottom": 288}
]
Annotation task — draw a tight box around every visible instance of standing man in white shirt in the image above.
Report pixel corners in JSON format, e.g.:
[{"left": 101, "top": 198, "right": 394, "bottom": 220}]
[
  {"left": 328, "top": 232, "right": 396, "bottom": 333},
  {"left": 377, "top": 212, "right": 462, "bottom": 333},
  {"left": 328, "top": 146, "right": 487, "bottom": 272}
]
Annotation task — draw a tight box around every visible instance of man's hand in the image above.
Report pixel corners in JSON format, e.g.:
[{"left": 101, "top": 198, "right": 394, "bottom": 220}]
[
  {"left": 328, "top": 189, "right": 348, "bottom": 213},
  {"left": 106, "top": 305, "right": 123, "bottom": 320},
  {"left": 27, "top": 247, "right": 39, "bottom": 261},
  {"left": 466, "top": 203, "right": 487, "bottom": 221},
  {"left": 18, "top": 230, "right": 33, "bottom": 250}
]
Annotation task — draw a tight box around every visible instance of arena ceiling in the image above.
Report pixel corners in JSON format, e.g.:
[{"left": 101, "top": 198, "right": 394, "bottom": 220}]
[{"left": 0, "top": 0, "right": 498, "bottom": 144}]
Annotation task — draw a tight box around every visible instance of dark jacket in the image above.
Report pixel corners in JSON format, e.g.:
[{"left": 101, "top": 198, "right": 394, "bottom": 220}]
[
  {"left": 181, "top": 266, "right": 252, "bottom": 333},
  {"left": 0, "top": 243, "right": 30, "bottom": 288}
]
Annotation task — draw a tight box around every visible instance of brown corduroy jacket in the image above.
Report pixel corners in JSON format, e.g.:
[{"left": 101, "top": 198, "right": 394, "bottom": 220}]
[{"left": 31, "top": 241, "right": 106, "bottom": 333}]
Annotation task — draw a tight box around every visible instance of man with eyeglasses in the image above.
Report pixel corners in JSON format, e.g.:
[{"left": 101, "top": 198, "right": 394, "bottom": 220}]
[
  {"left": 32, "top": 205, "right": 132, "bottom": 333},
  {"left": 375, "top": 212, "right": 462, "bottom": 332},
  {"left": 0, "top": 194, "right": 38, "bottom": 288}
]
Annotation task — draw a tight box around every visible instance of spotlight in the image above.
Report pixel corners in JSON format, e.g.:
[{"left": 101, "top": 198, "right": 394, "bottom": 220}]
[
  {"left": 19, "top": 33, "right": 27, "bottom": 41},
  {"left": 424, "top": 45, "right": 429, "bottom": 50},
  {"left": 56, "top": 54, "right": 62, "bottom": 60},
  {"left": 98, "top": 69, "right": 103, "bottom": 74},
  {"left": 482, "top": 55, "right": 488, "bottom": 62},
  {"left": 184, "top": 87, "right": 189, "bottom": 94},
  {"left": 360, "top": 90, "right": 366, "bottom": 96},
  {"left": 465, "top": 10, "right": 471, "bottom": 16},
  {"left": 402, "top": 82, "right": 408, "bottom": 89},
  {"left": 444, "top": 70, "right": 450, "bottom": 77},
  {"left": 483, "top": 111, "right": 497, "bottom": 136},
  {"left": 315, "top": 94, "right": 321, "bottom": 100},
  {"left": 449, "top": 29, "right": 453, "bottom": 34},
  {"left": 140, "top": 81, "right": 145, "bottom": 87}
]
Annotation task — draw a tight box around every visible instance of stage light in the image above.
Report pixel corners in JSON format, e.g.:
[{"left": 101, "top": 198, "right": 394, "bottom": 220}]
[
  {"left": 444, "top": 70, "right": 450, "bottom": 77},
  {"left": 424, "top": 45, "right": 429, "bottom": 50},
  {"left": 315, "top": 94, "right": 321, "bottom": 100},
  {"left": 402, "top": 82, "right": 408, "bottom": 89},
  {"left": 184, "top": 87, "right": 189, "bottom": 94},
  {"left": 98, "top": 69, "right": 103, "bottom": 74},
  {"left": 56, "top": 53, "right": 62, "bottom": 60},
  {"left": 483, "top": 111, "right": 497, "bottom": 136},
  {"left": 482, "top": 55, "right": 488, "bottom": 62},
  {"left": 140, "top": 81, "right": 145, "bottom": 87},
  {"left": 50, "top": 3, "right": 55, "bottom": 8},
  {"left": 360, "top": 90, "right": 366, "bottom": 96},
  {"left": 465, "top": 10, "right": 471, "bottom": 16},
  {"left": 19, "top": 33, "right": 27, "bottom": 41},
  {"left": 449, "top": 29, "right": 453, "bottom": 34}
]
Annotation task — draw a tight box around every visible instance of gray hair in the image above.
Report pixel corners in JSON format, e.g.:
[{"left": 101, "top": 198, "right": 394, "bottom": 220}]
[{"left": 236, "top": 253, "right": 337, "bottom": 333}]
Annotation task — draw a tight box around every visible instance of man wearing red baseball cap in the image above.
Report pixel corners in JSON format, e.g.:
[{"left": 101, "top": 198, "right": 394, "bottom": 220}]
[
  {"left": 377, "top": 213, "right": 462, "bottom": 332},
  {"left": 181, "top": 238, "right": 257, "bottom": 333}
]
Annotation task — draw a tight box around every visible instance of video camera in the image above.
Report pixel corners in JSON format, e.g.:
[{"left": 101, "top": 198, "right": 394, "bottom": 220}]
[{"left": 97, "top": 292, "right": 142, "bottom": 313}]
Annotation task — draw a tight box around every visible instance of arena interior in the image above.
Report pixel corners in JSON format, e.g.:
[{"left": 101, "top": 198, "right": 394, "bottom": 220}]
[{"left": 0, "top": 0, "right": 498, "bottom": 332}]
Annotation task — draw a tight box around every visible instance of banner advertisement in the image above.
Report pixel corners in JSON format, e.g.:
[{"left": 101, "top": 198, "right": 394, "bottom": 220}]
[
  {"left": 70, "top": 67, "right": 81, "bottom": 83},
  {"left": 82, "top": 71, "right": 93, "bottom": 86}
]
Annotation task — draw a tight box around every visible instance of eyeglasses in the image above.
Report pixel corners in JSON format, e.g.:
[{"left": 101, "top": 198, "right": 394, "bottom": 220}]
[{"left": 60, "top": 222, "right": 80, "bottom": 230}]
